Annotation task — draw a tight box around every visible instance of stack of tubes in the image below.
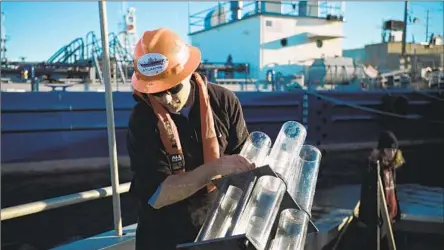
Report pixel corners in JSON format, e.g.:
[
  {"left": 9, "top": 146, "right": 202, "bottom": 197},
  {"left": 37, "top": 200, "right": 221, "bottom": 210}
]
[{"left": 195, "top": 121, "right": 322, "bottom": 250}]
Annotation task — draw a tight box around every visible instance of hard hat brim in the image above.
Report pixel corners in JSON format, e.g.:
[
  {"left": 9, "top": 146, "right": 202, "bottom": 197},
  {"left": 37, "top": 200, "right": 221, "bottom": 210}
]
[{"left": 131, "top": 45, "right": 202, "bottom": 94}]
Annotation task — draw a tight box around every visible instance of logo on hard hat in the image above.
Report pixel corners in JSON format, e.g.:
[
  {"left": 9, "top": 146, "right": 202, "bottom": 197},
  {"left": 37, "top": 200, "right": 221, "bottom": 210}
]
[{"left": 137, "top": 53, "right": 169, "bottom": 77}]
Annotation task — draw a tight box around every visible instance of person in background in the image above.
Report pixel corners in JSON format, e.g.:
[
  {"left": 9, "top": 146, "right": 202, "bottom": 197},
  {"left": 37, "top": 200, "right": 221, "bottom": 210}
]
[
  {"left": 357, "top": 131, "right": 405, "bottom": 249},
  {"left": 359, "top": 130, "right": 405, "bottom": 225},
  {"left": 127, "top": 27, "right": 254, "bottom": 250}
]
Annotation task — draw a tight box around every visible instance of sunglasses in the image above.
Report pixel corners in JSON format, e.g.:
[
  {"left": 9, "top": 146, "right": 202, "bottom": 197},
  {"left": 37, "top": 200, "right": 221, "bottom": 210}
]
[{"left": 150, "top": 83, "right": 184, "bottom": 97}]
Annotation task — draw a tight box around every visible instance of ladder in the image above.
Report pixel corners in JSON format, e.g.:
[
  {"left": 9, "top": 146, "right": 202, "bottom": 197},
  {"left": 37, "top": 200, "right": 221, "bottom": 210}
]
[
  {"left": 114, "top": 47, "right": 127, "bottom": 84},
  {"left": 92, "top": 41, "right": 104, "bottom": 85}
]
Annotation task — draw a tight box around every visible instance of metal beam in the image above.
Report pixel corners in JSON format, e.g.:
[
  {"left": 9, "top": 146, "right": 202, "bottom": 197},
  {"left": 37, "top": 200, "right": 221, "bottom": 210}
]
[{"left": 1, "top": 182, "right": 130, "bottom": 221}]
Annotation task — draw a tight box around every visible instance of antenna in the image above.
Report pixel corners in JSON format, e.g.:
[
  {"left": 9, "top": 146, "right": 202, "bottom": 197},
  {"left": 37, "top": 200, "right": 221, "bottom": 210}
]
[
  {"left": 1, "top": 11, "right": 8, "bottom": 62},
  {"left": 425, "top": 9, "right": 429, "bottom": 42},
  {"left": 118, "top": 2, "right": 127, "bottom": 32},
  {"left": 340, "top": 0, "right": 346, "bottom": 16},
  {"left": 401, "top": 0, "right": 408, "bottom": 56},
  {"left": 117, "top": 5, "right": 137, "bottom": 58}
]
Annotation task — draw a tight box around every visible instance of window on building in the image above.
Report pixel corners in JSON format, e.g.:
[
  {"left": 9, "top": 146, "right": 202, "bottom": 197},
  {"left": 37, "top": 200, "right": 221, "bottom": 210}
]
[
  {"left": 281, "top": 38, "right": 288, "bottom": 47},
  {"left": 265, "top": 20, "right": 273, "bottom": 27},
  {"left": 316, "top": 40, "right": 323, "bottom": 48}
]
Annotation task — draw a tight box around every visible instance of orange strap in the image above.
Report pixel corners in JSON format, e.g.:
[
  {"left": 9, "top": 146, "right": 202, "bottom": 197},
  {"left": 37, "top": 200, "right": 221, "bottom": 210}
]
[{"left": 133, "top": 72, "right": 220, "bottom": 193}]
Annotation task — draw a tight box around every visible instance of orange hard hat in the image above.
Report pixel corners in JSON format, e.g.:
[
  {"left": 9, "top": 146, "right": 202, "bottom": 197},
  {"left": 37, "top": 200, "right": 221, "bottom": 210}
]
[{"left": 131, "top": 28, "right": 202, "bottom": 94}]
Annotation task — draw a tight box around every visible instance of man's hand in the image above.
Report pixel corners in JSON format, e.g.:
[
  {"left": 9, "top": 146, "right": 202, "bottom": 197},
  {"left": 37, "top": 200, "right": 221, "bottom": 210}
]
[
  {"left": 205, "top": 154, "right": 255, "bottom": 177},
  {"left": 150, "top": 155, "right": 254, "bottom": 209}
]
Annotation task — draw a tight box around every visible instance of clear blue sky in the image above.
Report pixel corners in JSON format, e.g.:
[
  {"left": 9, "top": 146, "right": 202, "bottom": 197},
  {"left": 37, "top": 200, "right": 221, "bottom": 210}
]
[{"left": 2, "top": 1, "right": 443, "bottom": 62}]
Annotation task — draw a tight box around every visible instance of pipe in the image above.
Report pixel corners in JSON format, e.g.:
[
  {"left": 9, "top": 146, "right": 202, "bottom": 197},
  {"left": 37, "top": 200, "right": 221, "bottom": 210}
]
[
  {"left": 98, "top": 0, "right": 123, "bottom": 237},
  {"left": 401, "top": 0, "right": 408, "bottom": 57},
  {"left": 1, "top": 183, "right": 131, "bottom": 221}
]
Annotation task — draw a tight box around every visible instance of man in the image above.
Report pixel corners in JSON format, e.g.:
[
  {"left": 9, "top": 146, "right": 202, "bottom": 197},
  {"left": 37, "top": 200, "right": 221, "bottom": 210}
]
[{"left": 127, "top": 28, "right": 255, "bottom": 250}]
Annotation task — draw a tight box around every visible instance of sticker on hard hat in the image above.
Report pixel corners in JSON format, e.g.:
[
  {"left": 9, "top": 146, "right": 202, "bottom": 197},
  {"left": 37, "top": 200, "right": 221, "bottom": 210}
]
[{"left": 137, "top": 53, "right": 169, "bottom": 77}]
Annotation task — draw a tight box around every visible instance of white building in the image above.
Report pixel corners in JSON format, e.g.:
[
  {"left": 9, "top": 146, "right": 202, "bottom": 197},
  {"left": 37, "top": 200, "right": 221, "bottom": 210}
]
[{"left": 189, "top": 1, "right": 345, "bottom": 80}]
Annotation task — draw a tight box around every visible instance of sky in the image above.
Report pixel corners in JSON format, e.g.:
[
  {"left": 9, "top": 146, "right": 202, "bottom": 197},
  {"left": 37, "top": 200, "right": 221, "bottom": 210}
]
[{"left": 1, "top": 1, "right": 443, "bottom": 62}]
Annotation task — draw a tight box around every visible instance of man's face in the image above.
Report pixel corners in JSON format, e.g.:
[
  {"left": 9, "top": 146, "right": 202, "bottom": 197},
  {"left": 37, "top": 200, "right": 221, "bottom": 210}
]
[
  {"left": 383, "top": 148, "right": 397, "bottom": 161},
  {"left": 151, "top": 74, "right": 192, "bottom": 113}
]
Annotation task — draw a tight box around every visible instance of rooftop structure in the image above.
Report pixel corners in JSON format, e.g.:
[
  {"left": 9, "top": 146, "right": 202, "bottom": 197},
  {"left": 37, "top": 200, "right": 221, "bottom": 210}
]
[
  {"left": 117, "top": 4, "right": 138, "bottom": 58},
  {"left": 188, "top": 1, "right": 346, "bottom": 80}
]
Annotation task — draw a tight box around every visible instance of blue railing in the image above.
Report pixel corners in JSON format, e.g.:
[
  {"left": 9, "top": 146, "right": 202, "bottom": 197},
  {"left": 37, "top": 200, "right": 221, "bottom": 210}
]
[
  {"left": 47, "top": 31, "right": 133, "bottom": 64},
  {"left": 188, "top": 1, "right": 343, "bottom": 34}
]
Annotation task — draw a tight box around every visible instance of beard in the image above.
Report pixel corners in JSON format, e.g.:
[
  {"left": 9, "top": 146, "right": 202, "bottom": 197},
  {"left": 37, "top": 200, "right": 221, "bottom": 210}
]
[{"left": 166, "top": 102, "right": 182, "bottom": 113}]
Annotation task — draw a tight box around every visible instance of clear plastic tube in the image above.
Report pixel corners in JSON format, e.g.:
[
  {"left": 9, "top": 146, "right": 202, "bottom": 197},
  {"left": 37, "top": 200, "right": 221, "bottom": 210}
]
[
  {"left": 232, "top": 176, "right": 286, "bottom": 250},
  {"left": 269, "top": 208, "right": 310, "bottom": 250},
  {"left": 266, "top": 121, "right": 307, "bottom": 183},
  {"left": 196, "top": 185, "right": 244, "bottom": 241},
  {"left": 240, "top": 131, "right": 272, "bottom": 166},
  {"left": 288, "top": 145, "right": 322, "bottom": 213}
]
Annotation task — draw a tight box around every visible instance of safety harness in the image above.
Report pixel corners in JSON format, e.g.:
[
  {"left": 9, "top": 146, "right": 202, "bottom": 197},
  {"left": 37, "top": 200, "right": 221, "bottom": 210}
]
[{"left": 134, "top": 73, "right": 220, "bottom": 192}]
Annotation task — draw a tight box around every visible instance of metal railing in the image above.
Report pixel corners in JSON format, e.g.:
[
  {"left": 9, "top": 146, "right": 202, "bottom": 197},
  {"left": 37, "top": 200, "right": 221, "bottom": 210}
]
[
  {"left": 188, "top": 1, "right": 343, "bottom": 34},
  {"left": 1, "top": 182, "right": 131, "bottom": 221},
  {"left": 1, "top": 1, "right": 125, "bottom": 241}
]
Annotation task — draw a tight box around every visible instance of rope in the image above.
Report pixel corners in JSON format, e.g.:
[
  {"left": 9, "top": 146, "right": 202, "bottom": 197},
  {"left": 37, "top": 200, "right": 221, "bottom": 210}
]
[
  {"left": 374, "top": 81, "right": 444, "bottom": 102},
  {"left": 413, "top": 90, "right": 444, "bottom": 102},
  {"left": 295, "top": 88, "right": 444, "bottom": 125}
]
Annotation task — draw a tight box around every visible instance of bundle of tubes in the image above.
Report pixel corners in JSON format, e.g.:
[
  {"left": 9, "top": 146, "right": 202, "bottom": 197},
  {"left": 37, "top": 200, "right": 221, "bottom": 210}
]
[{"left": 195, "top": 121, "right": 322, "bottom": 250}]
